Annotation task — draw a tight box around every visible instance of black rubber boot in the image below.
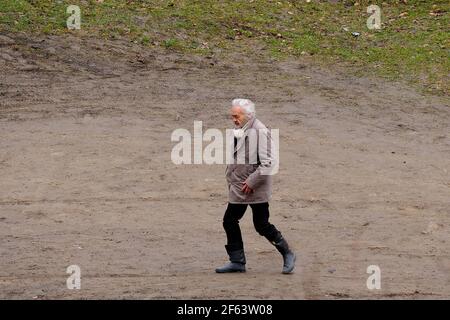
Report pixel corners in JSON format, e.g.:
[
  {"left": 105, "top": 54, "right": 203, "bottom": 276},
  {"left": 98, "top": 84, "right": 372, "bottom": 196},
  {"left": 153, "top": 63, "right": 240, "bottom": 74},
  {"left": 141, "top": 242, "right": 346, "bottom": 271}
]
[
  {"left": 272, "top": 236, "right": 296, "bottom": 274},
  {"left": 215, "top": 245, "right": 246, "bottom": 273}
]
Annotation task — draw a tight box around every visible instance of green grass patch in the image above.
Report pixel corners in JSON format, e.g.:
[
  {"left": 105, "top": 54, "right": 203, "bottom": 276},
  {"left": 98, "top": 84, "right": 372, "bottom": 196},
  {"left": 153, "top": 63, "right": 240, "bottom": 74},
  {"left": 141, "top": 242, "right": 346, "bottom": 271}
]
[{"left": 0, "top": 0, "right": 448, "bottom": 94}]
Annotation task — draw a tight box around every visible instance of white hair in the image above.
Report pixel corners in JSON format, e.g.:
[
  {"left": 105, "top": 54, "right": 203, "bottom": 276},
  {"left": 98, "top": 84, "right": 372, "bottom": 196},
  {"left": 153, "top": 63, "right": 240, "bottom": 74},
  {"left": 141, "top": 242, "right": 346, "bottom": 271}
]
[{"left": 232, "top": 98, "right": 256, "bottom": 118}]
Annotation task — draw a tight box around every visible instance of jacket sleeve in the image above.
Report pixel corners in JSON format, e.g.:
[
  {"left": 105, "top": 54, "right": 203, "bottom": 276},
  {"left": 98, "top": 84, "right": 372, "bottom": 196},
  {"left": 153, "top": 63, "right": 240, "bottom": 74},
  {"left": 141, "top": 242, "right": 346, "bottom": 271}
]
[{"left": 245, "top": 128, "right": 277, "bottom": 189}]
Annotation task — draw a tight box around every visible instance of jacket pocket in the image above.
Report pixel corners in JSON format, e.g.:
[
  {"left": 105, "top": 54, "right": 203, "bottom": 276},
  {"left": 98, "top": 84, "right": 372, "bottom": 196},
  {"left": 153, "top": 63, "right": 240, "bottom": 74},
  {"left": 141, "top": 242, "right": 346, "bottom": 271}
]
[{"left": 233, "top": 164, "right": 255, "bottom": 181}]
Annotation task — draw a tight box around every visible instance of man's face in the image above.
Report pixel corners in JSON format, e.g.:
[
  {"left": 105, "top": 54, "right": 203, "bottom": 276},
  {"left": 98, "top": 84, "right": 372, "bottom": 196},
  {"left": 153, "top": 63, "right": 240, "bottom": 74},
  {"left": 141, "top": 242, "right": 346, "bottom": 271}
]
[{"left": 231, "top": 106, "right": 247, "bottom": 128}]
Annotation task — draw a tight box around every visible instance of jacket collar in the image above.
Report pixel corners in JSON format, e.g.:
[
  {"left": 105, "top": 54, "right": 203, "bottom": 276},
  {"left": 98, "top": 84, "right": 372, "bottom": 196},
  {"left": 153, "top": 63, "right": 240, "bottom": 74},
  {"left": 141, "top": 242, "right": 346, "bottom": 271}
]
[{"left": 234, "top": 117, "right": 256, "bottom": 154}]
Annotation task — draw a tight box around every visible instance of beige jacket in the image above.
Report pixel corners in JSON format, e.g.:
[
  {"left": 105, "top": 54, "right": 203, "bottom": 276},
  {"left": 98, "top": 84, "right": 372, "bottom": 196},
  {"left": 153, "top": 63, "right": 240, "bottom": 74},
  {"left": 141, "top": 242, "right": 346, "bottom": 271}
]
[{"left": 225, "top": 117, "right": 276, "bottom": 204}]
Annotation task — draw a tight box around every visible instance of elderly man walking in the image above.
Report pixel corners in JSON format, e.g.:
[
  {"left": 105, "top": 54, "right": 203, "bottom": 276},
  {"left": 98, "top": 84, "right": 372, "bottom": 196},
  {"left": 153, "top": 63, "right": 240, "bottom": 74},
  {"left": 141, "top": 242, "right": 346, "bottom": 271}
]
[{"left": 216, "top": 98, "right": 296, "bottom": 274}]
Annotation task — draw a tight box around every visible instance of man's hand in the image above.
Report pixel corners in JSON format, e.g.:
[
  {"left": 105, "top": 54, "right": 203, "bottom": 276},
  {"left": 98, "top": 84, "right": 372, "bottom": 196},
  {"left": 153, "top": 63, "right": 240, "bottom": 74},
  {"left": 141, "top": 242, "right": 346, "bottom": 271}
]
[{"left": 242, "top": 182, "right": 253, "bottom": 195}]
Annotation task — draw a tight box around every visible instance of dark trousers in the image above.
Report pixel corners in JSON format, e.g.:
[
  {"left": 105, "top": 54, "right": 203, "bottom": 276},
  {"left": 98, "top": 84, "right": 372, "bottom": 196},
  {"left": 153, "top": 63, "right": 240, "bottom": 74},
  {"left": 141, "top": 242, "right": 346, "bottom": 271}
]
[{"left": 223, "top": 202, "right": 282, "bottom": 251}]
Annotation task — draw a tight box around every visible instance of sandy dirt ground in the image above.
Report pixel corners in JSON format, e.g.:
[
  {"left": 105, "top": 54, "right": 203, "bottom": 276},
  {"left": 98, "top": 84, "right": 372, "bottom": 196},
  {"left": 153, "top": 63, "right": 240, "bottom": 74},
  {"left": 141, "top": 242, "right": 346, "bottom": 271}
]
[{"left": 1, "top": 33, "right": 449, "bottom": 299}]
